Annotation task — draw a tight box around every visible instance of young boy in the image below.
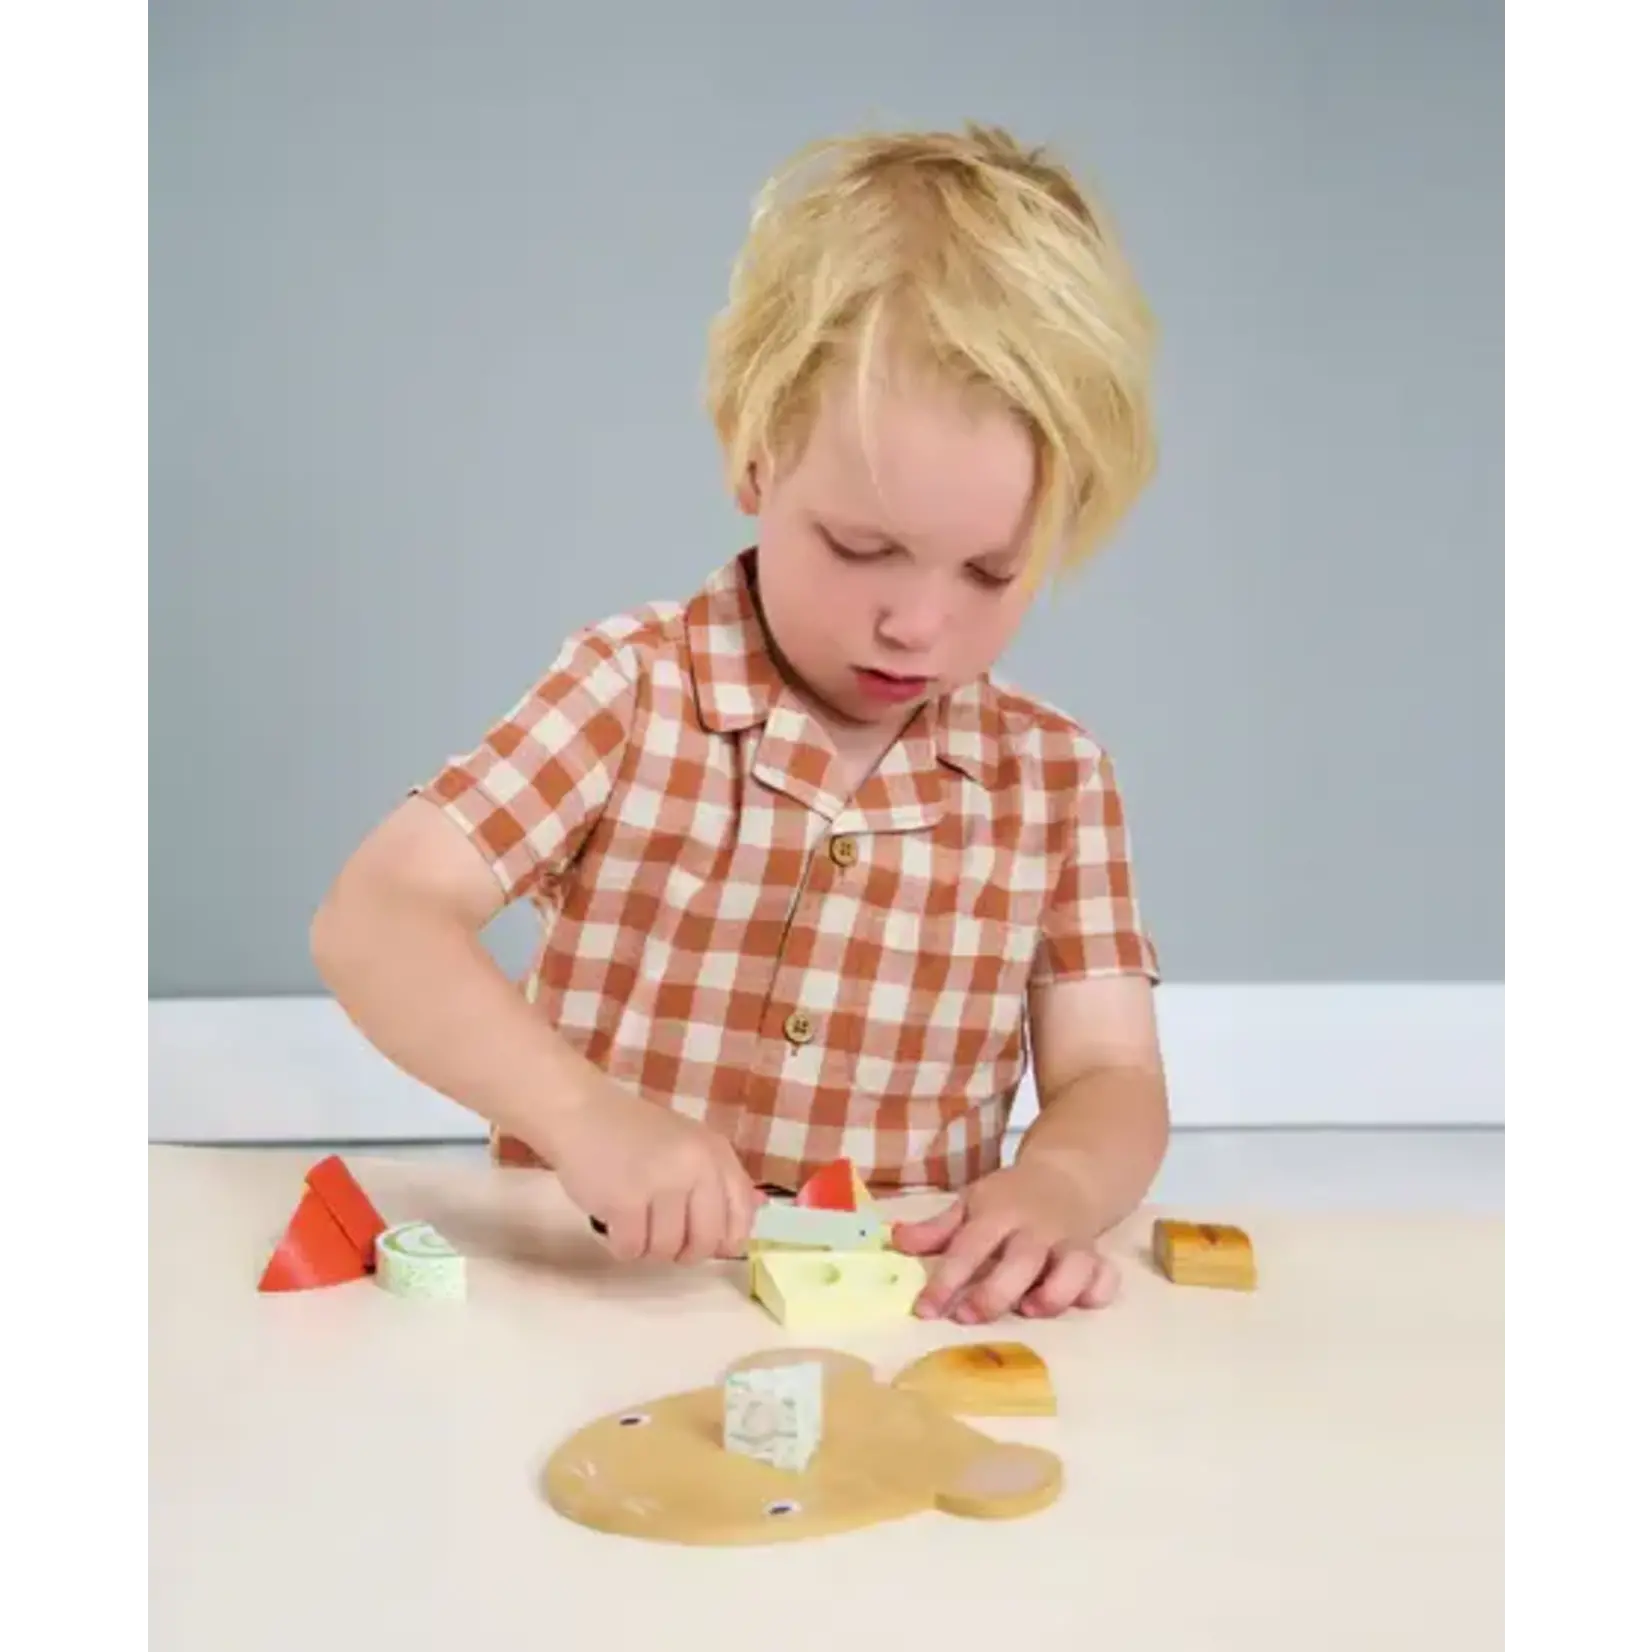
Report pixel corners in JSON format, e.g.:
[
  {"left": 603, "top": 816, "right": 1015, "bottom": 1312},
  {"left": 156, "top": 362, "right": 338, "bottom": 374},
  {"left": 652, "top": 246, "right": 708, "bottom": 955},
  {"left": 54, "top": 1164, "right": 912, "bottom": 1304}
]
[{"left": 312, "top": 124, "right": 1168, "bottom": 1325}]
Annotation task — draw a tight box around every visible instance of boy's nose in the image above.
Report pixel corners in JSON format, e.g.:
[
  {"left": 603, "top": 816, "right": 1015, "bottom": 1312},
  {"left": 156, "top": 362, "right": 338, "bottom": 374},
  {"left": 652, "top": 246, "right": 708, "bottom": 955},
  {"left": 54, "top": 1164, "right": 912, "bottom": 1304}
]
[{"left": 875, "top": 600, "right": 946, "bottom": 655}]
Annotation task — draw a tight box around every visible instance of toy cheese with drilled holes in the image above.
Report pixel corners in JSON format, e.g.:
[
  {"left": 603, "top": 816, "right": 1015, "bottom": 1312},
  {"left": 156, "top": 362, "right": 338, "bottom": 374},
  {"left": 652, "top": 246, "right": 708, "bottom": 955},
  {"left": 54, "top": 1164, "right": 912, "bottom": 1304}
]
[
  {"left": 893, "top": 1342, "right": 1056, "bottom": 1416},
  {"left": 752, "top": 1248, "right": 927, "bottom": 1332},
  {"left": 723, "top": 1359, "right": 823, "bottom": 1472},
  {"left": 544, "top": 1347, "right": 1063, "bottom": 1545},
  {"left": 1152, "top": 1218, "right": 1258, "bottom": 1290},
  {"left": 743, "top": 1202, "right": 889, "bottom": 1298},
  {"left": 375, "top": 1221, "right": 467, "bottom": 1300}
]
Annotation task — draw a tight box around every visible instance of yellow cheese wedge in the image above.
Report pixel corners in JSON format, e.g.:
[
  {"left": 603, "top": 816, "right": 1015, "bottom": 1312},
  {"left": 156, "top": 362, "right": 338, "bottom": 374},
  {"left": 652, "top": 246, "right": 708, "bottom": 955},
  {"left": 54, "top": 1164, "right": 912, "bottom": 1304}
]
[
  {"left": 751, "top": 1249, "right": 928, "bottom": 1332},
  {"left": 892, "top": 1342, "right": 1056, "bottom": 1416},
  {"left": 1151, "top": 1218, "right": 1257, "bottom": 1290}
]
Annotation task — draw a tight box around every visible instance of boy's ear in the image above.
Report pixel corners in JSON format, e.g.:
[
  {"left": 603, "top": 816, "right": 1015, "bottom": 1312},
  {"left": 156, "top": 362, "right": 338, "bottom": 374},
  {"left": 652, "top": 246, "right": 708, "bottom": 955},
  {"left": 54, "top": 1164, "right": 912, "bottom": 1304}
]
[{"left": 735, "top": 462, "right": 760, "bottom": 516}]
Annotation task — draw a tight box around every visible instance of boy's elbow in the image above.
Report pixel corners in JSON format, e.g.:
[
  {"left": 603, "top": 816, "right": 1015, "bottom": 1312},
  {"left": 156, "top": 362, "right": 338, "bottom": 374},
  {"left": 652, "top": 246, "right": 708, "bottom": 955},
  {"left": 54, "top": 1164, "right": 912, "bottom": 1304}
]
[
  {"left": 309, "top": 857, "right": 379, "bottom": 990},
  {"left": 308, "top": 878, "right": 352, "bottom": 989},
  {"left": 309, "top": 803, "right": 504, "bottom": 990}
]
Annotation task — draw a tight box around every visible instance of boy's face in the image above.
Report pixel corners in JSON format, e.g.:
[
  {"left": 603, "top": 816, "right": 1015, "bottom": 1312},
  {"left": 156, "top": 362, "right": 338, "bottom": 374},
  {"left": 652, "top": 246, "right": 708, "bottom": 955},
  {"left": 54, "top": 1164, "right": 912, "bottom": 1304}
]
[{"left": 741, "top": 365, "right": 1042, "bottom": 740}]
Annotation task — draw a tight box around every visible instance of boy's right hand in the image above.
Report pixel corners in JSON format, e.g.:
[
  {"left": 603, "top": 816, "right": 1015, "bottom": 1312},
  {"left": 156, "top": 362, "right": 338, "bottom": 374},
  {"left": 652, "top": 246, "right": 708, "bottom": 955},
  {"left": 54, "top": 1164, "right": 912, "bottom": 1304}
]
[{"left": 541, "top": 1083, "right": 762, "bottom": 1265}]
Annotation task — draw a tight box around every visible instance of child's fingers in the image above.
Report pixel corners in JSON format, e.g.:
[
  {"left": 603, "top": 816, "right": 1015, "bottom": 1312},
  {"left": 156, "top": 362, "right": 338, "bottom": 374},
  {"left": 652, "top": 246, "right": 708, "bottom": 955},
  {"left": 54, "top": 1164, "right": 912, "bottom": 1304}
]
[
  {"left": 644, "top": 1190, "right": 688, "bottom": 1262},
  {"left": 714, "top": 1160, "right": 764, "bottom": 1259},
  {"left": 1020, "top": 1247, "right": 1115, "bottom": 1316},
  {"left": 914, "top": 1211, "right": 1013, "bottom": 1319},
  {"left": 959, "top": 1232, "right": 1052, "bottom": 1322},
  {"left": 1077, "top": 1253, "right": 1122, "bottom": 1308},
  {"left": 679, "top": 1177, "right": 727, "bottom": 1265},
  {"left": 601, "top": 1201, "right": 648, "bottom": 1262},
  {"left": 890, "top": 1198, "right": 966, "bottom": 1256}
]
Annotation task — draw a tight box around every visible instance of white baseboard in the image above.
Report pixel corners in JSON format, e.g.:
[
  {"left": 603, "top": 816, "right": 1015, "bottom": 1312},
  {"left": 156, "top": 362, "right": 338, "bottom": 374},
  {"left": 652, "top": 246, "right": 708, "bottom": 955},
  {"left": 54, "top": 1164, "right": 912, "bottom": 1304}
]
[{"left": 148, "top": 983, "right": 1502, "bottom": 1143}]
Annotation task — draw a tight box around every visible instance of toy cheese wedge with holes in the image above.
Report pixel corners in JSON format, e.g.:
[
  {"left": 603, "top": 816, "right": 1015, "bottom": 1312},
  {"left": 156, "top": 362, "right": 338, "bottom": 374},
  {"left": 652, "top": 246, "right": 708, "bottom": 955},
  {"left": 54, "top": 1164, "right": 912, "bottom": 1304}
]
[
  {"left": 751, "top": 1249, "right": 927, "bottom": 1333},
  {"left": 743, "top": 1203, "right": 888, "bottom": 1296}
]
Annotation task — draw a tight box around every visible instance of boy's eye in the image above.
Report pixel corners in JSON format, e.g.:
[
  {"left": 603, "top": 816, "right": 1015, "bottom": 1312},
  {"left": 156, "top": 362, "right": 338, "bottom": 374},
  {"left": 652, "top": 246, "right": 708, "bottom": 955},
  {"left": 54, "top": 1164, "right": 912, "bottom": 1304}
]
[
  {"left": 824, "top": 530, "right": 1015, "bottom": 587},
  {"left": 824, "top": 534, "right": 885, "bottom": 562}
]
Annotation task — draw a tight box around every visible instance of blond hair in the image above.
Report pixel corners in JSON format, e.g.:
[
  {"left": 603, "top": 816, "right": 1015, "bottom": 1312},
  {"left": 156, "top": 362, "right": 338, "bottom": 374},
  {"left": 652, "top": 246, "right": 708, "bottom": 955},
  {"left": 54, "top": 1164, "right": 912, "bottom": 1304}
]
[{"left": 704, "top": 124, "right": 1158, "bottom": 577}]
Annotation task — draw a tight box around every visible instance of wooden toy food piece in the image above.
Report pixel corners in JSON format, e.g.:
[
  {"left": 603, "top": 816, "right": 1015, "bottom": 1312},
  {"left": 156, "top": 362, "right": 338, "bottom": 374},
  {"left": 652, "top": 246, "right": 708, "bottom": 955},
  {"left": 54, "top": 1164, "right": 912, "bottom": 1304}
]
[
  {"left": 257, "top": 1155, "right": 388, "bottom": 1292},
  {"left": 258, "top": 1188, "right": 368, "bottom": 1292},
  {"left": 304, "top": 1154, "right": 388, "bottom": 1268},
  {"left": 742, "top": 1202, "right": 893, "bottom": 1309},
  {"left": 751, "top": 1249, "right": 928, "bottom": 1332},
  {"left": 892, "top": 1342, "right": 1056, "bottom": 1416},
  {"left": 795, "top": 1157, "right": 873, "bottom": 1212},
  {"left": 374, "top": 1221, "right": 467, "bottom": 1300},
  {"left": 1152, "top": 1218, "right": 1257, "bottom": 1290},
  {"left": 723, "top": 1360, "right": 823, "bottom": 1471},
  {"left": 748, "top": 1204, "right": 885, "bottom": 1252},
  {"left": 543, "top": 1347, "right": 1063, "bottom": 1545}
]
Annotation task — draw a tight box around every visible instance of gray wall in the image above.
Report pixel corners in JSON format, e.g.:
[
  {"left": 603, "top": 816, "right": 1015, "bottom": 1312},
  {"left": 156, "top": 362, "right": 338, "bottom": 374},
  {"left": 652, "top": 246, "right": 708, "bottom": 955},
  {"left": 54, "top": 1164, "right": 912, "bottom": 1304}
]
[{"left": 150, "top": 0, "right": 1502, "bottom": 997}]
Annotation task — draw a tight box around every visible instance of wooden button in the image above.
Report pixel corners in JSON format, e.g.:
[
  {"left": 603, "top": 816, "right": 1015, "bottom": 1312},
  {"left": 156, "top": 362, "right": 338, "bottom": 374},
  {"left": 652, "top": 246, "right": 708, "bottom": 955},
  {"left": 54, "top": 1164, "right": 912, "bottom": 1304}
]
[
  {"left": 828, "top": 835, "right": 858, "bottom": 868},
  {"left": 782, "top": 1011, "right": 815, "bottom": 1045}
]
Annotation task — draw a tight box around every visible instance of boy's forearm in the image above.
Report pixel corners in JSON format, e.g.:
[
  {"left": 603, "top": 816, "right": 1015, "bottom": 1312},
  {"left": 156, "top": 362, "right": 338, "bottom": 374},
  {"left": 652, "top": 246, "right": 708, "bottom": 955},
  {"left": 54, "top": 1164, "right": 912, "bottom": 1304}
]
[
  {"left": 311, "top": 891, "right": 596, "bottom": 1155},
  {"left": 1013, "top": 1062, "right": 1170, "bottom": 1238}
]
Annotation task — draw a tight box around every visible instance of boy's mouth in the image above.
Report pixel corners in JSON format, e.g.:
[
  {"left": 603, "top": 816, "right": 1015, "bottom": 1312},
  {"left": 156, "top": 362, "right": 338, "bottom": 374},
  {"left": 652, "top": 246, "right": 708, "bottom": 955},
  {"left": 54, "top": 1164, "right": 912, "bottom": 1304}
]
[{"left": 853, "top": 667, "right": 932, "bottom": 703}]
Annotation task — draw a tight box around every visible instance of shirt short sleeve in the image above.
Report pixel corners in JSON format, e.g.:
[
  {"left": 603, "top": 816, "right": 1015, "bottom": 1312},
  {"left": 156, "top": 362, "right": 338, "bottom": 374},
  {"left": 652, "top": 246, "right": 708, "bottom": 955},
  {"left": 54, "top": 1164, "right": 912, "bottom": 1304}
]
[
  {"left": 1030, "top": 743, "right": 1161, "bottom": 987},
  {"left": 414, "top": 625, "right": 639, "bottom": 903}
]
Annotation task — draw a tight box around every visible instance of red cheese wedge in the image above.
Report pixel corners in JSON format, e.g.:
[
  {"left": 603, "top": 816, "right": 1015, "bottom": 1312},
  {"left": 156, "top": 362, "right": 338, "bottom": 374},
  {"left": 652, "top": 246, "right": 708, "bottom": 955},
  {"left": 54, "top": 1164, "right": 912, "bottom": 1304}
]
[
  {"left": 304, "top": 1154, "right": 387, "bottom": 1267},
  {"left": 257, "top": 1188, "right": 368, "bottom": 1292},
  {"left": 796, "top": 1157, "right": 860, "bottom": 1211}
]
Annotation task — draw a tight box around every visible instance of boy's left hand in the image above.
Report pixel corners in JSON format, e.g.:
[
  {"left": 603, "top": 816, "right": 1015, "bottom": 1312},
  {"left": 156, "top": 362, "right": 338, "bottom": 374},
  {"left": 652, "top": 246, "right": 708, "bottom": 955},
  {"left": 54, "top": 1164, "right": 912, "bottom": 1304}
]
[{"left": 890, "top": 1161, "right": 1120, "bottom": 1322}]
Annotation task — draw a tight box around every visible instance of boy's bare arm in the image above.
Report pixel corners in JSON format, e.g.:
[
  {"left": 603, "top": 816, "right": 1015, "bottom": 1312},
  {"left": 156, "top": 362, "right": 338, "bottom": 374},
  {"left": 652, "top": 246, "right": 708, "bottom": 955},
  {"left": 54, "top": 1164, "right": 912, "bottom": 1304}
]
[
  {"left": 1017, "top": 972, "right": 1170, "bottom": 1236},
  {"left": 309, "top": 796, "right": 601, "bottom": 1154},
  {"left": 894, "top": 973, "right": 1167, "bottom": 1321},
  {"left": 310, "top": 796, "right": 760, "bottom": 1262}
]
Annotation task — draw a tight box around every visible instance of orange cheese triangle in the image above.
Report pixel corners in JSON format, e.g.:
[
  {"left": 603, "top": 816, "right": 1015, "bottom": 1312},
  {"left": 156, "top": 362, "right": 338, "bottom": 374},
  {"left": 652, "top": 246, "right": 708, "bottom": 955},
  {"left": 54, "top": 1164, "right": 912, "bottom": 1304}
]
[
  {"left": 796, "top": 1158, "right": 864, "bottom": 1211},
  {"left": 304, "top": 1154, "right": 387, "bottom": 1267},
  {"left": 257, "top": 1187, "right": 369, "bottom": 1292}
]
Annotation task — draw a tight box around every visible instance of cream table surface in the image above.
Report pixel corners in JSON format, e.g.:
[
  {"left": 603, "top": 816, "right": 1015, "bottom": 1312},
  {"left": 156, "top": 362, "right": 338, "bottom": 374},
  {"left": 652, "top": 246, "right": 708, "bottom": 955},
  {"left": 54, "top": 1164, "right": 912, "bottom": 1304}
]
[{"left": 150, "top": 1145, "right": 1502, "bottom": 1651}]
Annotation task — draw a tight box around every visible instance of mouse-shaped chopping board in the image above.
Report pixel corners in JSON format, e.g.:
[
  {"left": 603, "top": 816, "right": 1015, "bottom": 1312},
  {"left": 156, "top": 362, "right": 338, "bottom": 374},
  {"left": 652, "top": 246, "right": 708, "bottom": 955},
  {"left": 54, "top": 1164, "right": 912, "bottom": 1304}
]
[{"left": 542, "top": 1346, "right": 1062, "bottom": 1545}]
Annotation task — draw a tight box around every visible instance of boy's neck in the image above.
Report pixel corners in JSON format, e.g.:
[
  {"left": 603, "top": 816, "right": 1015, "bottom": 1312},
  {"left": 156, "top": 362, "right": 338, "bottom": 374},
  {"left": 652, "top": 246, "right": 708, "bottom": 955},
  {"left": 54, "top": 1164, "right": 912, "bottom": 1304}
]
[{"left": 830, "top": 721, "right": 912, "bottom": 798}]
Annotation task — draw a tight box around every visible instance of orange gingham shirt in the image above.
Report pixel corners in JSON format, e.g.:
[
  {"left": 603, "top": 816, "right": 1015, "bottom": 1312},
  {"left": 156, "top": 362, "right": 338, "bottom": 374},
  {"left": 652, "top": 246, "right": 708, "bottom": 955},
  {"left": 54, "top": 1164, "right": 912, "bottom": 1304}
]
[{"left": 418, "top": 551, "right": 1158, "bottom": 1193}]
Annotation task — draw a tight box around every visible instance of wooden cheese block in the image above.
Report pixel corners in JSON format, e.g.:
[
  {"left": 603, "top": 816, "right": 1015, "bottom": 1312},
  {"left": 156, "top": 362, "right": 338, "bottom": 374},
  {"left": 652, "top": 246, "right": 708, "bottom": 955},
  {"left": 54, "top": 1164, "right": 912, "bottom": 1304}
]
[
  {"left": 892, "top": 1341, "right": 1056, "bottom": 1416},
  {"left": 1152, "top": 1219, "right": 1257, "bottom": 1290}
]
